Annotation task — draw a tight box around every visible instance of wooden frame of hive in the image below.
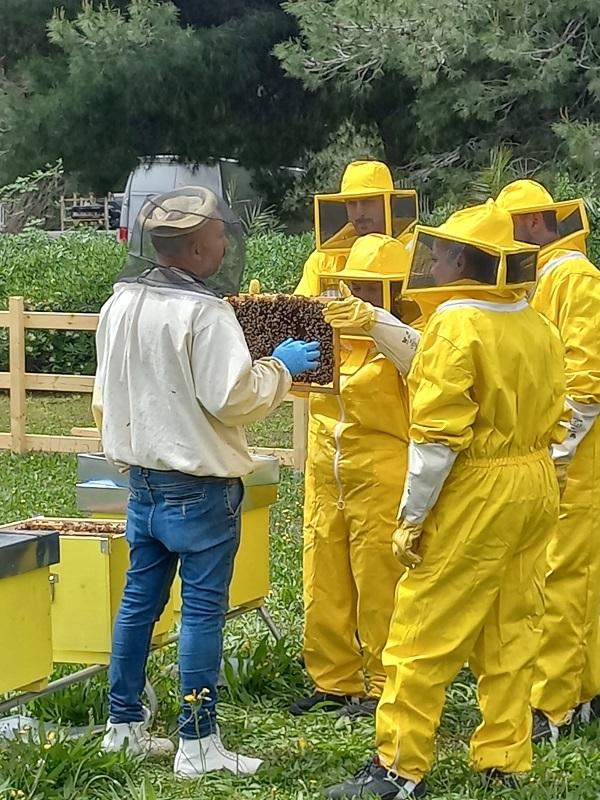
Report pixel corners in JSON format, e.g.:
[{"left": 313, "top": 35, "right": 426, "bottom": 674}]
[{"left": 227, "top": 293, "right": 341, "bottom": 396}]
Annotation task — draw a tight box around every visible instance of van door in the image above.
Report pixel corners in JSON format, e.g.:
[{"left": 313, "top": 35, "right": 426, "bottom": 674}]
[{"left": 123, "top": 161, "right": 224, "bottom": 241}]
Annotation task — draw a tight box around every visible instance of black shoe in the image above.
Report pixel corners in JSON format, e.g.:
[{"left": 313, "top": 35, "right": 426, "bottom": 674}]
[
  {"left": 289, "top": 691, "right": 357, "bottom": 716},
  {"left": 324, "top": 758, "right": 427, "bottom": 799},
  {"left": 338, "top": 697, "right": 379, "bottom": 719},
  {"left": 480, "top": 769, "right": 522, "bottom": 791},
  {"left": 532, "top": 708, "right": 569, "bottom": 743}
]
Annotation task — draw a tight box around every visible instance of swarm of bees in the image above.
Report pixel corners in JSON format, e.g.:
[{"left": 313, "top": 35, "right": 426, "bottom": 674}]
[{"left": 226, "top": 293, "right": 335, "bottom": 386}]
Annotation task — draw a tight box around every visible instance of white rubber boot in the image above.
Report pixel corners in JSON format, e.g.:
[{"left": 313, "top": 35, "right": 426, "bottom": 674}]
[
  {"left": 101, "top": 707, "right": 174, "bottom": 758},
  {"left": 174, "top": 731, "right": 263, "bottom": 777}
]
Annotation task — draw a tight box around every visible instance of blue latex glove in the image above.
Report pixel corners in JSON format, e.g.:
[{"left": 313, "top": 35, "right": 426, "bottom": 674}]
[{"left": 271, "top": 338, "right": 321, "bottom": 376}]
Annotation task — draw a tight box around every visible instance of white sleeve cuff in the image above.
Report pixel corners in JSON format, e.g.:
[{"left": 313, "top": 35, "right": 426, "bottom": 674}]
[
  {"left": 369, "top": 308, "right": 421, "bottom": 377},
  {"left": 399, "top": 441, "right": 458, "bottom": 524},
  {"left": 551, "top": 396, "right": 600, "bottom": 463}
]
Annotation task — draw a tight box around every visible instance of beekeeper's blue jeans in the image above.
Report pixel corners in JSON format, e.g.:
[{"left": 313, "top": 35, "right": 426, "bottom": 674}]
[{"left": 108, "top": 467, "right": 243, "bottom": 739}]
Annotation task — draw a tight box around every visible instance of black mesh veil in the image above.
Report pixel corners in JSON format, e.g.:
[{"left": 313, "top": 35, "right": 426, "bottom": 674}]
[{"left": 115, "top": 185, "right": 245, "bottom": 297}]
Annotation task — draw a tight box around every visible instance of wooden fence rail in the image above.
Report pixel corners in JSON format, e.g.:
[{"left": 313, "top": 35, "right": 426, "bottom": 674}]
[{"left": 0, "top": 296, "right": 308, "bottom": 468}]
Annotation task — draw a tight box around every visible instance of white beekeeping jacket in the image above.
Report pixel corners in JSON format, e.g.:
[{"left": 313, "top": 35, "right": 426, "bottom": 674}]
[{"left": 93, "top": 282, "right": 291, "bottom": 477}]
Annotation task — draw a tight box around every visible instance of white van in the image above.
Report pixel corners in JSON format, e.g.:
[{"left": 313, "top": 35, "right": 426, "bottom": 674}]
[{"left": 118, "top": 156, "right": 255, "bottom": 243}]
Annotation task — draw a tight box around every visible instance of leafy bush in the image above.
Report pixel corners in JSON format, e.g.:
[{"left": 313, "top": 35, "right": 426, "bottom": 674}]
[
  {"left": 2, "top": 188, "right": 598, "bottom": 380},
  {"left": 0, "top": 229, "right": 314, "bottom": 375},
  {"left": 0, "top": 229, "right": 126, "bottom": 375},
  {"left": 243, "top": 231, "right": 314, "bottom": 293}
]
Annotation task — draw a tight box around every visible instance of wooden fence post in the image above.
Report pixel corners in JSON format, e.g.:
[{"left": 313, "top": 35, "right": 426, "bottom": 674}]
[
  {"left": 292, "top": 396, "right": 309, "bottom": 471},
  {"left": 9, "top": 296, "right": 26, "bottom": 454}
]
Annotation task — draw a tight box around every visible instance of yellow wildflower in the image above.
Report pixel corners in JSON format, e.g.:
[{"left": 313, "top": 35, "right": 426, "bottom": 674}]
[{"left": 184, "top": 688, "right": 211, "bottom": 704}]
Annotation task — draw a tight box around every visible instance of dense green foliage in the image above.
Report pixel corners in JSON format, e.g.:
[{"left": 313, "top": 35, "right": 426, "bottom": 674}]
[
  {"left": 0, "top": 231, "right": 126, "bottom": 374},
  {"left": 0, "top": 0, "right": 343, "bottom": 195},
  {"left": 244, "top": 231, "right": 313, "bottom": 293},
  {"left": 278, "top": 0, "right": 600, "bottom": 200},
  {"left": 2, "top": 0, "right": 598, "bottom": 208}
]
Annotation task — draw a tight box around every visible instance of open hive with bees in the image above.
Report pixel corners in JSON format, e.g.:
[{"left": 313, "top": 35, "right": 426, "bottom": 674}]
[
  {"left": 2, "top": 516, "right": 173, "bottom": 664},
  {"left": 14, "top": 518, "right": 126, "bottom": 536},
  {"left": 226, "top": 292, "right": 340, "bottom": 394}
]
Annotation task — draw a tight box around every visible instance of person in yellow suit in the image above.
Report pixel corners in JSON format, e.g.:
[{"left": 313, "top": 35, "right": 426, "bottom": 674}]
[
  {"left": 497, "top": 179, "right": 600, "bottom": 741},
  {"left": 323, "top": 201, "right": 566, "bottom": 798},
  {"left": 290, "top": 233, "right": 420, "bottom": 718},
  {"left": 295, "top": 160, "right": 418, "bottom": 297}
]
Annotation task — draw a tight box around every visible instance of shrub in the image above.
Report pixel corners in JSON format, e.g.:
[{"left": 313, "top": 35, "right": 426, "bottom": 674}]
[
  {"left": 0, "top": 229, "right": 314, "bottom": 375},
  {"left": 243, "top": 231, "right": 313, "bottom": 293},
  {"left": 0, "top": 229, "right": 126, "bottom": 375}
]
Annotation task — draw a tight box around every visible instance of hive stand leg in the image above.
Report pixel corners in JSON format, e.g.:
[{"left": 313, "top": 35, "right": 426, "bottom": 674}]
[
  {"left": 143, "top": 678, "right": 159, "bottom": 721},
  {"left": 256, "top": 606, "right": 282, "bottom": 642}
]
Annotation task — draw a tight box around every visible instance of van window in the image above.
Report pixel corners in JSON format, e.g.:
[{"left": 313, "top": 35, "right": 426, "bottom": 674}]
[{"left": 220, "top": 161, "right": 255, "bottom": 207}]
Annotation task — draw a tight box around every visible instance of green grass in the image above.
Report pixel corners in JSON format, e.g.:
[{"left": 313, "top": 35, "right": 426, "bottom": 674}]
[
  {"left": 0, "top": 390, "right": 95, "bottom": 435},
  {"left": 0, "top": 391, "right": 93, "bottom": 522},
  {"left": 1, "top": 396, "right": 600, "bottom": 799}
]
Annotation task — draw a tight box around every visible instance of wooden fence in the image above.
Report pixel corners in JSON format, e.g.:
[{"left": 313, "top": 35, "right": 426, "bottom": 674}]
[{"left": 0, "top": 296, "right": 308, "bottom": 468}]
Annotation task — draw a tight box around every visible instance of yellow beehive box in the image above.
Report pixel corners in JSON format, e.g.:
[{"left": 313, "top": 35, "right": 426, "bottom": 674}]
[
  {"left": 0, "top": 519, "right": 173, "bottom": 666},
  {"left": 171, "top": 487, "right": 274, "bottom": 617},
  {"left": 0, "top": 529, "right": 59, "bottom": 694},
  {"left": 81, "top": 486, "right": 276, "bottom": 619},
  {"left": 74, "top": 454, "right": 279, "bottom": 619}
]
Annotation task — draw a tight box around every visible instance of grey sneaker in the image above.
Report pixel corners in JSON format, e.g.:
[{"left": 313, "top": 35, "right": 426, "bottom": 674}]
[
  {"left": 338, "top": 697, "right": 378, "bottom": 719},
  {"left": 324, "top": 759, "right": 427, "bottom": 799}
]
